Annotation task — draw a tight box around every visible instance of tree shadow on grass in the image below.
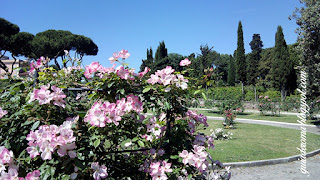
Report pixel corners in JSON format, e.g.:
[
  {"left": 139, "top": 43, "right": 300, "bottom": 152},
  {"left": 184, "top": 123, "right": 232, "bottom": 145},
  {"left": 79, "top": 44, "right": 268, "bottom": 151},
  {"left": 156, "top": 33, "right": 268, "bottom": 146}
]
[{"left": 310, "top": 120, "right": 320, "bottom": 126}]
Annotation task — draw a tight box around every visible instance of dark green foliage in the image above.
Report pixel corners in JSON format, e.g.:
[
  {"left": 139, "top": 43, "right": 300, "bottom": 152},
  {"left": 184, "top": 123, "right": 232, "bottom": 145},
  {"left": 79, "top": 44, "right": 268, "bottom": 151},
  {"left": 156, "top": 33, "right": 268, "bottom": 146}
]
[
  {"left": 213, "top": 53, "right": 229, "bottom": 82},
  {"left": 32, "top": 30, "right": 98, "bottom": 69},
  {"left": 167, "top": 53, "right": 185, "bottom": 72},
  {"left": 139, "top": 47, "right": 154, "bottom": 72},
  {"left": 291, "top": 0, "right": 320, "bottom": 98},
  {"left": 0, "top": 18, "right": 20, "bottom": 36},
  {"left": 0, "top": 18, "right": 21, "bottom": 73},
  {"left": 189, "top": 53, "right": 199, "bottom": 78},
  {"left": 247, "top": 34, "right": 263, "bottom": 85},
  {"left": 235, "top": 21, "right": 246, "bottom": 83},
  {"left": 72, "top": 35, "right": 98, "bottom": 57},
  {"left": 9, "top": 32, "right": 34, "bottom": 57},
  {"left": 155, "top": 41, "right": 167, "bottom": 61},
  {"left": 198, "top": 44, "right": 213, "bottom": 77},
  {"left": 31, "top": 30, "right": 74, "bottom": 59},
  {"left": 0, "top": 18, "right": 20, "bottom": 56},
  {"left": 227, "top": 55, "right": 236, "bottom": 86},
  {"left": 259, "top": 47, "right": 273, "bottom": 81},
  {"left": 287, "top": 44, "right": 299, "bottom": 94},
  {"left": 152, "top": 41, "right": 168, "bottom": 72},
  {"left": 270, "top": 26, "right": 292, "bottom": 99}
]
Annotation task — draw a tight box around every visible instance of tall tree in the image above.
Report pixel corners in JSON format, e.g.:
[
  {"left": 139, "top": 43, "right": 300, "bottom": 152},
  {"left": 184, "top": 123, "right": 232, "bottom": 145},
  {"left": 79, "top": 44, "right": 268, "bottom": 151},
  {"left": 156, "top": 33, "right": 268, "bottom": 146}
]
[
  {"left": 7, "top": 32, "right": 34, "bottom": 77},
  {"left": 153, "top": 41, "right": 168, "bottom": 72},
  {"left": 0, "top": 18, "right": 20, "bottom": 73},
  {"left": 247, "top": 34, "right": 263, "bottom": 85},
  {"left": 198, "top": 44, "right": 213, "bottom": 77},
  {"left": 271, "top": 26, "right": 292, "bottom": 100},
  {"left": 32, "top": 30, "right": 98, "bottom": 69},
  {"left": 235, "top": 21, "right": 246, "bottom": 84},
  {"left": 213, "top": 53, "right": 229, "bottom": 82},
  {"left": 227, "top": 55, "right": 236, "bottom": 86},
  {"left": 140, "top": 47, "right": 154, "bottom": 72},
  {"left": 189, "top": 53, "right": 199, "bottom": 78},
  {"left": 291, "top": 0, "right": 320, "bottom": 98}
]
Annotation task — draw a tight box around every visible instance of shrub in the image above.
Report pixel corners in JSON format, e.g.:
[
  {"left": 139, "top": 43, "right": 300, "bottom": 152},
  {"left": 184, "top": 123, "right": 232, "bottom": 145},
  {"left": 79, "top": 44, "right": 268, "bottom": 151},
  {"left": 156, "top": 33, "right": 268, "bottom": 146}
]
[
  {"left": 262, "top": 90, "right": 281, "bottom": 100},
  {"left": 0, "top": 51, "right": 230, "bottom": 179},
  {"left": 245, "top": 90, "right": 255, "bottom": 101},
  {"left": 222, "top": 110, "right": 236, "bottom": 129},
  {"left": 281, "top": 95, "right": 300, "bottom": 112},
  {"left": 210, "top": 128, "right": 233, "bottom": 140},
  {"left": 257, "top": 95, "right": 280, "bottom": 116},
  {"left": 207, "top": 87, "right": 242, "bottom": 101}
]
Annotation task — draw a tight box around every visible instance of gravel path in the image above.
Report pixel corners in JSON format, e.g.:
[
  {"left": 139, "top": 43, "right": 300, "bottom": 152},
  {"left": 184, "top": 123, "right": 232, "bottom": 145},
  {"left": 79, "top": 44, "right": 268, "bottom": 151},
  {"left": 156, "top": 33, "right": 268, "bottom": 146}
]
[
  {"left": 230, "top": 155, "right": 320, "bottom": 180},
  {"left": 206, "top": 116, "right": 320, "bottom": 135}
]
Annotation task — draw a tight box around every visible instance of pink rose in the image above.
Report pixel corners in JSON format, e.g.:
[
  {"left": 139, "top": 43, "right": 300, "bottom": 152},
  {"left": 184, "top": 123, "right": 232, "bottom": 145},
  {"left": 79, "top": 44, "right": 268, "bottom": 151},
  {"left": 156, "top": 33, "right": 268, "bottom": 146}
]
[{"left": 179, "top": 58, "right": 191, "bottom": 66}]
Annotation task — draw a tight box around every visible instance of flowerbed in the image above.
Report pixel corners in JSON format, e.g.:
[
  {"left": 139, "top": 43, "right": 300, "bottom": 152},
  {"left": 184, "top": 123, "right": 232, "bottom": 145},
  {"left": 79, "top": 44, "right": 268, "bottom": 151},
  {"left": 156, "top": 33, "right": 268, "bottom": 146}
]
[{"left": 0, "top": 51, "right": 230, "bottom": 179}]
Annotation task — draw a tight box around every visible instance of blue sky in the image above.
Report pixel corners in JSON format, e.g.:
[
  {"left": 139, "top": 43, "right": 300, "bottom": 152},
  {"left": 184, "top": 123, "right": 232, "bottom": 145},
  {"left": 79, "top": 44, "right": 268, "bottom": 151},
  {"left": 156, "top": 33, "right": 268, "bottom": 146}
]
[{"left": 2, "top": 0, "right": 302, "bottom": 72}]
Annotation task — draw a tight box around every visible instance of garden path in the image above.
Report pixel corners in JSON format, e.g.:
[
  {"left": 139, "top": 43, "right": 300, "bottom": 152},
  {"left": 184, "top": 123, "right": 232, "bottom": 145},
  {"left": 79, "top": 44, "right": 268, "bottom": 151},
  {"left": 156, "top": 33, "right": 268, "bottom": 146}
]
[
  {"left": 206, "top": 116, "right": 320, "bottom": 135},
  {"left": 230, "top": 154, "right": 320, "bottom": 180}
]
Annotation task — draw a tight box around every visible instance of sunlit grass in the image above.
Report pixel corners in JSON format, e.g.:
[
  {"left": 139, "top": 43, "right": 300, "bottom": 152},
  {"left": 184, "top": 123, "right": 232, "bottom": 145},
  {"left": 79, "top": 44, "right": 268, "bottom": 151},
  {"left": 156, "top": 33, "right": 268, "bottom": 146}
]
[{"left": 202, "top": 121, "right": 320, "bottom": 163}]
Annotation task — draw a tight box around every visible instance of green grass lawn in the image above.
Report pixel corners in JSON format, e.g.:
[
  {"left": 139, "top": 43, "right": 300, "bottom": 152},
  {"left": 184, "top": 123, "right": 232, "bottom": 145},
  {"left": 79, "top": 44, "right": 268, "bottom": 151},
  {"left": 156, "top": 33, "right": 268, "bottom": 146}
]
[
  {"left": 197, "top": 110, "right": 317, "bottom": 125},
  {"left": 201, "top": 121, "right": 320, "bottom": 163}
]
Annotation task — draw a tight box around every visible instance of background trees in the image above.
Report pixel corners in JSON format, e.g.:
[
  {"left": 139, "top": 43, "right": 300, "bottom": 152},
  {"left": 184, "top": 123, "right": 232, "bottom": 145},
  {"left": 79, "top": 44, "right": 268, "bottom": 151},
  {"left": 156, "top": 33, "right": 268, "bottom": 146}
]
[
  {"left": 0, "top": 18, "right": 34, "bottom": 76},
  {"left": 235, "top": 21, "right": 246, "bottom": 84},
  {"left": 139, "top": 47, "right": 154, "bottom": 72},
  {"left": 0, "top": 18, "right": 99, "bottom": 73},
  {"left": 227, "top": 55, "right": 235, "bottom": 86},
  {"left": 32, "top": 30, "right": 98, "bottom": 69},
  {"left": 270, "top": 26, "right": 292, "bottom": 100},
  {"left": 247, "top": 34, "right": 263, "bottom": 85},
  {"left": 291, "top": 0, "right": 320, "bottom": 98}
]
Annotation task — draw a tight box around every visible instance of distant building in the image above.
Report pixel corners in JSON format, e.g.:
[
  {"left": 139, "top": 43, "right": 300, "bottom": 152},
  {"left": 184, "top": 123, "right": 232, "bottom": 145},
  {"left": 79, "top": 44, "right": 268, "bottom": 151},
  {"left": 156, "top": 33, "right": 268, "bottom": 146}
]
[{"left": 0, "top": 58, "right": 30, "bottom": 79}]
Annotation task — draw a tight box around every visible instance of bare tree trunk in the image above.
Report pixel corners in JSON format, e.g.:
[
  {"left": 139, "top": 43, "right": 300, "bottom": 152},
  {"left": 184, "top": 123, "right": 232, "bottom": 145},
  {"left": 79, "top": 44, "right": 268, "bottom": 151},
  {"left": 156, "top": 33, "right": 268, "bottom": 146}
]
[
  {"left": 54, "top": 58, "right": 61, "bottom": 70},
  {"left": 254, "top": 86, "right": 257, "bottom": 103},
  {"left": 241, "top": 81, "right": 244, "bottom": 100},
  {"left": 281, "top": 84, "right": 286, "bottom": 101},
  {"left": 0, "top": 50, "right": 9, "bottom": 73},
  {"left": 9, "top": 54, "right": 17, "bottom": 78},
  {"left": 0, "top": 60, "right": 9, "bottom": 73}
]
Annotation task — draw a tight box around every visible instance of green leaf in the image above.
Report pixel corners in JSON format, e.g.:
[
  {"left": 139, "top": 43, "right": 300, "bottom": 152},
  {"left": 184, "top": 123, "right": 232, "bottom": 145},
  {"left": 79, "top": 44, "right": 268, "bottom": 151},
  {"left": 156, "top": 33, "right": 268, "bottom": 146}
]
[
  {"left": 31, "top": 121, "right": 40, "bottom": 131},
  {"left": 132, "top": 137, "right": 139, "bottom": 142},
  {"left": 49, "top": 166, "right": 55, "bottom": 177},
  {"left": 194, "top": 90, "right": 200, "bottom": 95},
  {"left": 170, "top": 155, "right": 179, "bottom": 159},
  {"left": 120, "top": 88, "right": 125, "bottom": 95},
  {"left": 94, "top": 139, "right": 100, "bottom": 148},
  {"left": 58, "top": 85, "right": 67, "bottom": 89},
  {"left": 164, "top": 101, "right": 171, "bottom": 110},
  {"left": 202, "top": 92, "right": 207, "bottom": 101},
  {"left": 138, "top": 140, "right": 145, "bottom": 147},
  {"left": 142, "top": 87, "right": 151, "bottom": 93},
  {"left": 107, "top": 82, "right": 114, "bottom": 88},
  {"left": 21, "top": 120, "right": 34, "bottom": 127}
]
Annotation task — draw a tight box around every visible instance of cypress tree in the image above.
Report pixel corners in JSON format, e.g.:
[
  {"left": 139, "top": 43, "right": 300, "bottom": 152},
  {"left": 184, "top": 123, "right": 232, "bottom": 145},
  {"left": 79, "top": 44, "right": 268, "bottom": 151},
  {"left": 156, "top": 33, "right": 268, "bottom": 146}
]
[
  {"left": 227, "top": 55, "right": 236, "bottom": 86},
  {"left": 271, "top": 26, "right": 291, "bottom": 100},
  {"left": 247, "top": 34, "right": 263, "bottom": 85},
  {"left": 155, "top": 41, "right": 167, "bottom": 61},
  {"left": 235, "top": 21, "right": 246, "bottom": 84},
  {"left": 153, "top": 41, "right": 168, "bottom": 72},
  {"left": 139, "top": 47, "right": 154, "bottom": 72}
]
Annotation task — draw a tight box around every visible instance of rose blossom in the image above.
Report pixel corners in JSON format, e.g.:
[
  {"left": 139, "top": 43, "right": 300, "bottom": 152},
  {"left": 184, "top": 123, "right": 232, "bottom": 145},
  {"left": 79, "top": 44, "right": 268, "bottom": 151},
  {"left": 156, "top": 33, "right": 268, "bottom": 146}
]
[{"left": 179, "top": 58, "right": 191, "bottom": 66}]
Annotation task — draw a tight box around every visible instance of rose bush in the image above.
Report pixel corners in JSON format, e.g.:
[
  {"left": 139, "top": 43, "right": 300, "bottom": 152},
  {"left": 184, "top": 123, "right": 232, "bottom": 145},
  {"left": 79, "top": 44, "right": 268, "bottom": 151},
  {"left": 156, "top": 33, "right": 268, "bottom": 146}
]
[
  {"left": 257, "top": 96, "right": 280, "bottom": 116},
  {"left": 0, "top": 50, "right": 230, "bottom": 179}
]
